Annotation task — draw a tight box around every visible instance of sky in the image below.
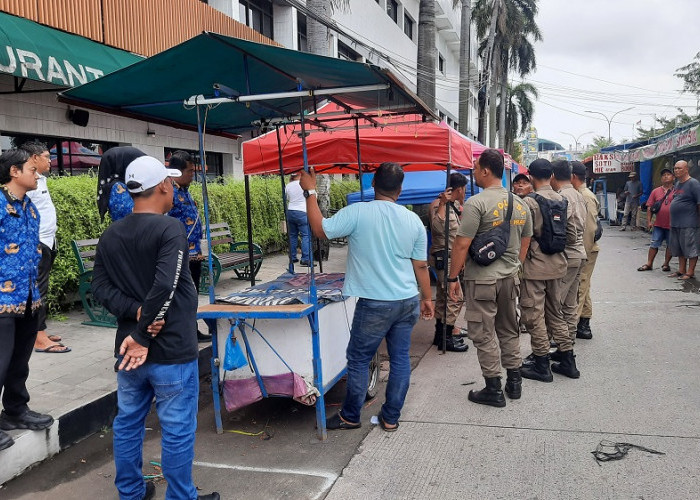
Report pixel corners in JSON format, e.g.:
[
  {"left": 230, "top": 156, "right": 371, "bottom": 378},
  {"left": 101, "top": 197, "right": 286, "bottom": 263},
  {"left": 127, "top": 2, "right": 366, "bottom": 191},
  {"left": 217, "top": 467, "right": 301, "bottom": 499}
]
[{"left": 525, "top": 0, "right": 700, "bottom": 151}]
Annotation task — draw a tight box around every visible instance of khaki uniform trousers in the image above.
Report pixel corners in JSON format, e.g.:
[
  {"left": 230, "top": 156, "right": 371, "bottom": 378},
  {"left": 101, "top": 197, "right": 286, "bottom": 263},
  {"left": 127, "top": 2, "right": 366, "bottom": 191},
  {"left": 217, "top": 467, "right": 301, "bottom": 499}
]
[
  {"left": 520, "top": 278, "right": 572, "bottom": 356},
  {"left": 577, "top": 251, "right": 598, "bottom": 319},
  {"left": 561, "top": 260, "right": 584, "bottom": 342},
  {"left": 464, "top": 276, "right": 521, "bottom": 378},
  {"left": 430, "top": 255, "right": 461, "bottom": 325}
]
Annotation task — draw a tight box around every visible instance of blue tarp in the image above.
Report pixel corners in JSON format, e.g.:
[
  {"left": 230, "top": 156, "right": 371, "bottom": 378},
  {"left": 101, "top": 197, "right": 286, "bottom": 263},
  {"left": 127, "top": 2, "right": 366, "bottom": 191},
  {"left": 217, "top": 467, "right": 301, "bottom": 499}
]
[
  {"left": 640, "top": 160, "right": 653, "bottom": 204},
  {"left": 347, "top": 170, "right": 478, "bottom": 205}
]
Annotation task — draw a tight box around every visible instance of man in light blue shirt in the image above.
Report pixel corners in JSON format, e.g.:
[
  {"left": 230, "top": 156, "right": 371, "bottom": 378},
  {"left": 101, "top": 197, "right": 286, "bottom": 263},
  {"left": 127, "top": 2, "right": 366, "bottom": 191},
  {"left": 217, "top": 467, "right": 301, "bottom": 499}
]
[{"left": 300, "top": 162, "right": 433, "bottom": 432}]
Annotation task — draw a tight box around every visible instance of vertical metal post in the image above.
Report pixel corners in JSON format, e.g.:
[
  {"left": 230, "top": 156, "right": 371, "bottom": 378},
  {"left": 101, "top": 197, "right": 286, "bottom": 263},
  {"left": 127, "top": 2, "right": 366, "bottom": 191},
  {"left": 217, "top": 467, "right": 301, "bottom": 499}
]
[
  {"left": 355, "top": 118, "right": 365, "bottom": 202},
  {"left": 441, "top": 164, "right": 452, "bottom": 354},
  {"left": 195, "top": 103, "right": 216, "bottom": 305},
  {"left": 276, "top": 126, "right": 294, "bottom": 274},
  {"left": 244, "top": 175, "right": 256, "bottom": 287}
]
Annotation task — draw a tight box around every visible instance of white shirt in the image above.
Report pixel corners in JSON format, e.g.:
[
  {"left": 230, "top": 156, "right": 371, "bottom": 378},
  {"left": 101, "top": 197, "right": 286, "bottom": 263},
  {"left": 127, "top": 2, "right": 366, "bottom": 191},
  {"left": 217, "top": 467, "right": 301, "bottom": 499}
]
[
  {"left": 27, "top": 175, "right": 57, "bottom": 248},
  {"left": 285, "top": 180, "right": 306, "bottom": 212}
]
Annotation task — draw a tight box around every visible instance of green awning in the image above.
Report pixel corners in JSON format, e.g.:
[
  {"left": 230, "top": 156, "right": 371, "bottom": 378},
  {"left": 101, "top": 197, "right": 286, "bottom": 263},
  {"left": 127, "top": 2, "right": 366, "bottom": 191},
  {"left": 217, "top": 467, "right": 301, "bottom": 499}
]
[
  {"left": 0, "top": 11, "right": 142, "bottom": 88},
  {"left": 59, "top": 32, "right": 434, "bottom": 135}
]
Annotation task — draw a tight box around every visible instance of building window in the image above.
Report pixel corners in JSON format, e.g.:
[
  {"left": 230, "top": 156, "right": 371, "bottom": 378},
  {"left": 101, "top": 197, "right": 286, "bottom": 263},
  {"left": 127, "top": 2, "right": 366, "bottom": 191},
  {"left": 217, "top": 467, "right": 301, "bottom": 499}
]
[
  {"left": 297, "top": 14, "right": 308, "bottom": 52},
  {"left": 438, "top": 53, "right": 445, "bottom": 74},
  {"left": 337, "top": 41, "right": 362, "bottom": 62},
  {"left": 239, "top": 0, "right": 273, "bottom": 39},
  {"left": 165, "top": 148, "right": 224, "bottom": 180},
  {"left": 387, "top": 0, "right": 398, "bottom": 23},
  {"left": 403, "top": 13, "right": 414, "bottom": 39}
]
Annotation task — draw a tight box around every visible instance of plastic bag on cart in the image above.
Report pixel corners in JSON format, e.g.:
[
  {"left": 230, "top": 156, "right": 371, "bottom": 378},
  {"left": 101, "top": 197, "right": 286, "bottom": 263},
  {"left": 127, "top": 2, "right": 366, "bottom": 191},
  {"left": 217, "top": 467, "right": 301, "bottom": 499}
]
[{"left": 224, "top": 334, "right": 248, "bottom": 371}]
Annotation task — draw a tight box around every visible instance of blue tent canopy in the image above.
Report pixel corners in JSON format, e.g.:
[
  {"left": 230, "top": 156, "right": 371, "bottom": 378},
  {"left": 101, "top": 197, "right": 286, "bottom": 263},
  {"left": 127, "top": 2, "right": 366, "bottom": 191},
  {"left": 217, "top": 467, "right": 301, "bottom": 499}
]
[{"left": 347, "top": 170, "right": 478, "bottom": 205}]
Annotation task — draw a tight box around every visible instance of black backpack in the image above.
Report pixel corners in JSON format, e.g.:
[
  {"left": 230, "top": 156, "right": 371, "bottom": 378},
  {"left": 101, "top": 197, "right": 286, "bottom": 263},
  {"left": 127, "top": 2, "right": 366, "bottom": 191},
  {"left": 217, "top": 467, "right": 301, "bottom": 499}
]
[
  {"left": 528, "top": 193, "right": 567, "bottom": 254},
  {"left": 469, "top": 192, "right": 513, "bottom": 266}
]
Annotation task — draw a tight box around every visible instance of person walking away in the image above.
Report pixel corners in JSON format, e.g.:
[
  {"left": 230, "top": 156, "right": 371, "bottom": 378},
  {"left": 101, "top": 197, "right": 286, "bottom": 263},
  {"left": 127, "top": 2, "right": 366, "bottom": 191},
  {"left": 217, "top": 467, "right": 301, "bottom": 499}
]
[
  {"left": 97, "top": 146, "right": 146, "bottom": 222},
  {"left": 549, "top": 160, "right": 586, "bottom": 378},
  {"left": 91, "top": 156, "right": 219, "bottom": 500},
  {"left": 285, "top": 172, "right": 312, "bottom": 266},
  {"left": 22, "top": 141, "right": 70, "bottom": 353},
  {"left": 300, "top": 163, "right": 433, "bottom": 432},
  {"left": 517, "top": 159, "right": 572, "bottom": 383},
  {"left": 448, "top": 149, "right": 532, "bottom": 407},
  {"left": 0, "top": 149, "right": 54, "bottom": 451},
  {"left": 572, "top": 161, "right": 600, "bottom": 340},
  {"left": 638, "top": 168, "right": 674, "bottom": 273},
  {"left": 620, "top": 171, "right": 642, "bottom": 230},
  {"left": 167, "top": 150, "right": 211, "bottom": 343},
  {"left": 668, "top": 160, "right": 700, "bottom": 280},
  {"left": 428, "top": 172, "right": 469, "bottom": 352}
]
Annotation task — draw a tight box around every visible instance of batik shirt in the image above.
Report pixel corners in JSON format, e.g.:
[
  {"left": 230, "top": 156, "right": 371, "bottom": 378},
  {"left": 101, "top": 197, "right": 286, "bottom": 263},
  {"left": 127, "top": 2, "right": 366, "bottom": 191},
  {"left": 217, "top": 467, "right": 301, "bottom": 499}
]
[
  {"left": 0, "top": 185, "right": 42, "bottom": 317},
  {"left": 168, "top": 184, "right": 202, "bottom": 258},
  {"left": 108, "top": 181, "right": 133, "bottom": 222}
]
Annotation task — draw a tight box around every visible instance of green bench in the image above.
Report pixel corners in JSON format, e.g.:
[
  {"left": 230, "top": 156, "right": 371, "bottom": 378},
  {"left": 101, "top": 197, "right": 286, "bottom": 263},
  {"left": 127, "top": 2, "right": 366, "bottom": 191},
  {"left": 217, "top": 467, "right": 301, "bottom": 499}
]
[
  {"left": 199, "top": 222, "right": 264, "bottom": 293},
  {"left": 71, "top": 238, "right": 117, "bottom": 328}
]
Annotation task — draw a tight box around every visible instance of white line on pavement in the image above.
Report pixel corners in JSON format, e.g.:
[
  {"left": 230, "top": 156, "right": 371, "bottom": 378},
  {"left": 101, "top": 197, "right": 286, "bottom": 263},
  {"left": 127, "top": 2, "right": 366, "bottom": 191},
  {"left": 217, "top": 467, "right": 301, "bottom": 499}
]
[{"left": 193, "top": 461, "right": 338, "bottom": 500}]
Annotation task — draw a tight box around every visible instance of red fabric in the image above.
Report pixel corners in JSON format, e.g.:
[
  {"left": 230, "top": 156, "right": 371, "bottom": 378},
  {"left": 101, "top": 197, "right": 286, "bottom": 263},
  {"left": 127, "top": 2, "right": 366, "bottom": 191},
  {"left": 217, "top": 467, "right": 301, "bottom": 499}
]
[
  {"left": 243, "top": 106, "right": 473, "bottom": 175},
  {"left": 648, "top": 186, "right": 674, "bottom": 229}
]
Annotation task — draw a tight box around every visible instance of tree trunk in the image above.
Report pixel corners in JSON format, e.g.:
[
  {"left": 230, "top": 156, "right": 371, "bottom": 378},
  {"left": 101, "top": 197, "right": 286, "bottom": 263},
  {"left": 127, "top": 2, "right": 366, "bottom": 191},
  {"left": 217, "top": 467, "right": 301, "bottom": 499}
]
[
  {"left": 485, "top": 0, "right": 500, "bottom": 147},
  {"left": 417, "top": 0, "right": 436, "bottom": 110},
  {"left": 477, "top": 71, "right": 487, "bottom": 143},
  {"left": 487, "top": 48, "right": 499, "bottom": 147},
  {"left": 458, "top": 0, "right": 472, "bottom": 136},
  {"left": 498, "top": 59, "right": 507, "bottom": 149}
]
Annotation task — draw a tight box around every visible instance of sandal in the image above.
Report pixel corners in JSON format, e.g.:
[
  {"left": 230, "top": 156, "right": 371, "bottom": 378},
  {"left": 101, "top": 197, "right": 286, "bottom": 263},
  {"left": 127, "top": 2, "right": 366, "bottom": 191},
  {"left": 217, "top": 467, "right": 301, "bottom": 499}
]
[
  {"left": 661, "top": 265, "right": 671, "bottom": 272},
  {"left": 668, "top": 271, "right": 683, "bottom": 278},
  {"left": 34, "top": 344, "right": 71, "bottom": 354},
  {"left": 326, "top": 412, "right": 361, "bottom": 430},
  {"left": 678, "top": 274, "right": 695, "bottom": 281},
  {"left": 377, "top": 413, "right": 399, "bottom": 432},
  {"left": 637, "top": 264, "right": 652, "bottom": 272}
]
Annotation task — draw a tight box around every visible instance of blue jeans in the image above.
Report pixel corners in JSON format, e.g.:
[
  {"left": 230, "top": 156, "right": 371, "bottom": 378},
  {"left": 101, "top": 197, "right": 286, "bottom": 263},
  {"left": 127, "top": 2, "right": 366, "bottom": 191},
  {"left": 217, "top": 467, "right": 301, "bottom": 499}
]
[
  {"left": 287, "top": 210, "right": 311, "bottom": 262},
  {"left": 113, "top": 359, "right": 199, "bottom": 500},
  {"left": 341, "top": 296, "right": 420, "bottom": 425}
]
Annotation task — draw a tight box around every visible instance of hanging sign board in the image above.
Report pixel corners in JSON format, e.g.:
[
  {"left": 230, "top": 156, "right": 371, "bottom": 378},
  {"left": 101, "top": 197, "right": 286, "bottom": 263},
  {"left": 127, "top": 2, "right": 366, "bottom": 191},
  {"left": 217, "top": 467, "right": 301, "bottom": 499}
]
[{"left": 593, "top": 153, "right": 634, "bottom": 174}]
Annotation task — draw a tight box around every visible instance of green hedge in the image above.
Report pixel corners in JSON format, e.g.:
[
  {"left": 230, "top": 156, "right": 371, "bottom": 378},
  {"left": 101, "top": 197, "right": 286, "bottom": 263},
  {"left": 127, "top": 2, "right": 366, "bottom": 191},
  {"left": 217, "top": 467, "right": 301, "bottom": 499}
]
[{"left": 46, "top": 175, "right": 359, "bottom": 313}]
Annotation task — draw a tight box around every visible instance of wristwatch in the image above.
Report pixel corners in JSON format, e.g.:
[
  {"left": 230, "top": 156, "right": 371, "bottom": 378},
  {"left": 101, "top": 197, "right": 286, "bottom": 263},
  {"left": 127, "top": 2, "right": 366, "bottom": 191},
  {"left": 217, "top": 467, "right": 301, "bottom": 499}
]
[
  {"left": 446, "top": 276, "right": 459, "bottom": 283},
  {"left": 303, "top": 189, "right": 317, "bottom": 198}
]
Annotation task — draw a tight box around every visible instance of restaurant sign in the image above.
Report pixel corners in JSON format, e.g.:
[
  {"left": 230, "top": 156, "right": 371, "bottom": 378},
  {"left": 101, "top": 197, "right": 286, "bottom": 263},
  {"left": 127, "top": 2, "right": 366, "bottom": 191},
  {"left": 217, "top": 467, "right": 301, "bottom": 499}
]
[{"left": 593, "top": 153, "right": 634, "bottom": 174}]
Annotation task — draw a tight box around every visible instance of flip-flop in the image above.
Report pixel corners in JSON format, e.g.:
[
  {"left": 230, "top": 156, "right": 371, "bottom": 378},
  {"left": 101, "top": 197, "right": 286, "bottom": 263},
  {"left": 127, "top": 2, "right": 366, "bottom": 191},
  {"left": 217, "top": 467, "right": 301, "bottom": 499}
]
[
  {"left": 678, "top": 274, "right": 695, "bottom": 281},
  {"left": 661, "top": 265, "right": 671, "bottom": 272},
  {"left": 377, "top": 413, "right": 399, "bottom": 432},
  {"left": 668, "top": 271, "right": 683, "bottom": 278},
  {"left": 47, "top": 334, "right": 62, "bottom": 342},
  {"left": 34, "top": 344, "right": 71, "bottom": 354},
  {"left": 325, "top": 413, "right": 361, "bottom": 430},
  {"left": 637, "top": 264, "right": 652, "bottom": 271}
]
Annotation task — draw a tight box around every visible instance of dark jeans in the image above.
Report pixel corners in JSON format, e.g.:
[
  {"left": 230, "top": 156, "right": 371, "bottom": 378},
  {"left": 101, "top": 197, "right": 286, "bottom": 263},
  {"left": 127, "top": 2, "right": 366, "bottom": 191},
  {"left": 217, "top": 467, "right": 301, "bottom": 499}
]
[
  {"left": 0, "top": 304, "right": 39, "bottom": 416},
  {"left": 341, "top": 296, "right": 420, "bottom": 425},
  {"left": 189, "top": 259, "right": 202, "bottom": 294},
  {"left": 36, "top": 242, "right": 57, "bottom": 331},
  {"left": 287, "top": 210, "right": 311, "bottom": 262}
]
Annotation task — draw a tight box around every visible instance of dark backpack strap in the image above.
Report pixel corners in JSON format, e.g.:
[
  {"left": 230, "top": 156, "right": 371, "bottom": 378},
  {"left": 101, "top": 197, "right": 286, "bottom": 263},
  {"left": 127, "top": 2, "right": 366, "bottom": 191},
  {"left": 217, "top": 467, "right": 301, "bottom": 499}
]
[{"left": 505, "top": 191, "right": 514, "bottom": 222}]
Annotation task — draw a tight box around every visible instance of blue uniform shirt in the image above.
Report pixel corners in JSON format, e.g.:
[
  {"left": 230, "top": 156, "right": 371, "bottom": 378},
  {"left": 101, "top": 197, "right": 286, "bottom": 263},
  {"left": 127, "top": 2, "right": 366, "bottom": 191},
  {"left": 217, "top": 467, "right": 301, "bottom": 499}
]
[
  {"left": 168, "top": 184, "right": 203, "bottom": 258},
  {"left": 0, "top": 185, "right": 42, "bottom": 317},
  {"left": 108, "top": 181, "right": 134, "bottom": 222},
  {"left": 322, "top": 200, "right": 427, "bottom": 301}
]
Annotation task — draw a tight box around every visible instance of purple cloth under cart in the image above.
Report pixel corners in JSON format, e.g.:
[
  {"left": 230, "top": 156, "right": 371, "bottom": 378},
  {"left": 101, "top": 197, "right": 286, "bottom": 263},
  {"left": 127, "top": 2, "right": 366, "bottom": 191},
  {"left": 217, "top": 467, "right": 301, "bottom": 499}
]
[{"left": 222, "top": 372, "right": 316, "bottom": 412}]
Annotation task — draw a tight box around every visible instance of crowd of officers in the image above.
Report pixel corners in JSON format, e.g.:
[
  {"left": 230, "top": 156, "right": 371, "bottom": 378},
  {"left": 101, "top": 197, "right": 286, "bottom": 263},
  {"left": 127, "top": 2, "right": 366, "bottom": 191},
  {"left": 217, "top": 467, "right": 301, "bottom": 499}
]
[{"left": 428, "top": 149, "right": 600, "bottom": 407}]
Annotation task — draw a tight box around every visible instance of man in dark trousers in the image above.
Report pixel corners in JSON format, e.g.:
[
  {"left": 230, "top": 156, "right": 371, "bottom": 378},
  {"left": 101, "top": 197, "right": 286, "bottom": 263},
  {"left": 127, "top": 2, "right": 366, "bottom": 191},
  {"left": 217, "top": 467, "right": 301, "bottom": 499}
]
[
  {"left": 0, "top": 149, "right": 54, "bottom": 451},
  {"left": 92, "top": 156, "right": 218, "bottom": 500}
]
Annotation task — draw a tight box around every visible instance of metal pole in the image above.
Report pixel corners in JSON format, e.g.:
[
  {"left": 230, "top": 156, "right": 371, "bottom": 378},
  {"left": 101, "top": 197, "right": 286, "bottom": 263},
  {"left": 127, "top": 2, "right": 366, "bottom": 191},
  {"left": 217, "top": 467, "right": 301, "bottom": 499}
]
[
  {"left": 195, "top": 103, "right": 216, "bottom": 305},
  {"left": 244, "top": 175, "right": 256, "bottom": 287},
  {"left": 299, "top": 97, "right": 318, "bottom": 300},
  {"left": 276, "top": 126, "right": 294, "bottom": 274},
  {"left": 355, "top": 118, "right": 365, "bottom": 202},
  {"left": 441, "top": 164, "right": 452, "bottom": 354}
]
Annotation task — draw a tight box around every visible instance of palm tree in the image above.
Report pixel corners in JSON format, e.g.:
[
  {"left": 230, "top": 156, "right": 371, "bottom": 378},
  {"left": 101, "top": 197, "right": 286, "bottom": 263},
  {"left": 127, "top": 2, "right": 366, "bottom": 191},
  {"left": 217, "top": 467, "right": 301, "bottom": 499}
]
[
  {"left": 496, "top": 82, "right": 537, "bottom": 153},
  {"left": 417, "top": 0, "right": 437, "bottom": 110},
  {"left": 455, "top": 0, "right": 473, "bottom": 136}
]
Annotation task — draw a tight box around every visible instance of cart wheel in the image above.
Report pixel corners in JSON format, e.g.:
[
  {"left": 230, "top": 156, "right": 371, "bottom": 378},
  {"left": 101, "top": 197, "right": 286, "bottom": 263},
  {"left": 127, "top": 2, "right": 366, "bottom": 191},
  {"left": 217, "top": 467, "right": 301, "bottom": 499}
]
[{"left": 366, "top": 352, "right": 380, "bottom": 400}]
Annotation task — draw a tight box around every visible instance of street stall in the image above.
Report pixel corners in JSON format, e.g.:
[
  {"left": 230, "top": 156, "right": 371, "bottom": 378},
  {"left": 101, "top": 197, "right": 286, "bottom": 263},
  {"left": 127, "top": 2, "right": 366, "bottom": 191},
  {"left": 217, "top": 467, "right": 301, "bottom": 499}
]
[{"left": 59, "top": 32, "right": 436, "bottom": 439}]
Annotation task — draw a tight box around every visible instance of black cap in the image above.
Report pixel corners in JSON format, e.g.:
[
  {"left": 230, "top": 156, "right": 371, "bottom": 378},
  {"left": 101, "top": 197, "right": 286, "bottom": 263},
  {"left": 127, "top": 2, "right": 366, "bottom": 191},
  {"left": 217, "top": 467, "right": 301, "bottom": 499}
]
[
  {"left": 571, "top": 161, "right": 587, "bottom": 177},
  {"left": 512, "top": 173, "right": 530, "bottom": 184},
  {"left": 660, "top": 168, "right": 673, "bottom": 176},
  {"left": 528, "top": 158, "right": 553, "bottom": 180}
]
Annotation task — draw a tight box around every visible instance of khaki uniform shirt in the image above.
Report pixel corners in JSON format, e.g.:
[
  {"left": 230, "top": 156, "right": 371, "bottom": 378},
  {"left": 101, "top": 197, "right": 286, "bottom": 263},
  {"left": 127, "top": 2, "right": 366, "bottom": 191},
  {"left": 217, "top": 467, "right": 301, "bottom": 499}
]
[
  {"left": 558, "top": 183, "right": 587, "bottom": 263},
  {"left": 578, "top": 185, "right": 600, "bottom": 255},
  {"left": 430, "top": 201, "right": 460, "bottom": 253},
  {"left": 522, "top": 185, "right": 568, "bottom": 280},
  {"left": 457, "top": 186, "right": 533, "bottom": 282}
]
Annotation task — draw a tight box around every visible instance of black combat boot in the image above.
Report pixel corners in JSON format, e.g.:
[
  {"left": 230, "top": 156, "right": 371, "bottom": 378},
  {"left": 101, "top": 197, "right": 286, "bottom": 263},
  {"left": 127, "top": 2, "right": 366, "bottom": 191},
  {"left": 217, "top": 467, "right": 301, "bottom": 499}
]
[
  {"left": 576, "top": 317, "right": 593, "bottom": 339},
  {"left": 468, "top": 377, "right": 506, "bottom": 407},
  {"left": 522, "top": 352, "right": 536, "bottom": 367},
  {"left": 549, "top": 350, "right": 564, "bottom": 363},
  {"left": 504, "top": 369, "right": 522, "bottom": 399},
  {"left": 432, "top": 320, "right": 444, "bottom": 346},
  {"left": 520, "top": 354, "right": 553, "bottom": 382},
  {"left": 551, "top": 350, "right": 580, "bottom": 379},
  {"left": 440, "top": 325, "right": 468, "bottom": 352}
]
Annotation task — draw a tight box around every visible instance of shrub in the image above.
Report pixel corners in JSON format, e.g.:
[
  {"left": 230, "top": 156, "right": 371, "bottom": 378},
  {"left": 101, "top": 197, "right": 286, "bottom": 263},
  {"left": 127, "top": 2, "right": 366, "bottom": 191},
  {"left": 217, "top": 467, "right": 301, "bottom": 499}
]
[{"left": 45, "top": 174, "right": 360, "bottom": 313}]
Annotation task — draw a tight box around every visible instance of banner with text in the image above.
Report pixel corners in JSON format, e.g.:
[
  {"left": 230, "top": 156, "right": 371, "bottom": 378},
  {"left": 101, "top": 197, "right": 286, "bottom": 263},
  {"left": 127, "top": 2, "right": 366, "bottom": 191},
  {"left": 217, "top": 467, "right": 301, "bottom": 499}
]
[{"left": 593, "top": 153, "right": 635, "bottom": 174}]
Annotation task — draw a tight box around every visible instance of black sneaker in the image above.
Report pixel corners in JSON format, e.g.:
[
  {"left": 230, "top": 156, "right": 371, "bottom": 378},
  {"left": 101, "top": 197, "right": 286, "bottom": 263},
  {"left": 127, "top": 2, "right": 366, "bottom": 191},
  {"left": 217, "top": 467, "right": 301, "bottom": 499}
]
[
  {"left": 197, "top": 330, "right": 212, "bottom": 343},
  {"left": 0, "top": 409, "right": 54, "bottom": 431},
  {"left": 197, "top": 493, "right": 220, "bottom": 500},
  {"left": 0, "top": 429, "right": 14, "bottom": 451},
  {"left": 142, "top": 481, "right": 156, "bottom": 500}
]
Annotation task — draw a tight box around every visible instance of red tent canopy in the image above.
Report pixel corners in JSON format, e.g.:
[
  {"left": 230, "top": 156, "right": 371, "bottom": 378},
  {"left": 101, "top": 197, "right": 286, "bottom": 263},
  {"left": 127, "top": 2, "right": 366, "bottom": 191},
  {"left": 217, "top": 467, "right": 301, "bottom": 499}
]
[{"left": 243, "top": 107, "right": 473, "bottom": 175}]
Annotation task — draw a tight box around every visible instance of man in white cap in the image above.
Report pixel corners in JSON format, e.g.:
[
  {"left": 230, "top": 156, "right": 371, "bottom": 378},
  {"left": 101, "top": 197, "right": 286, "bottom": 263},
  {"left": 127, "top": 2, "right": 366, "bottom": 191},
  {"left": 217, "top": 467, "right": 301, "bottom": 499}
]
[
  {"left": 620, "top": 171, "right": 642, "bottom": 230},
  {"left": 92, "top": 156, "right": 219, "bottom": 500}
]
